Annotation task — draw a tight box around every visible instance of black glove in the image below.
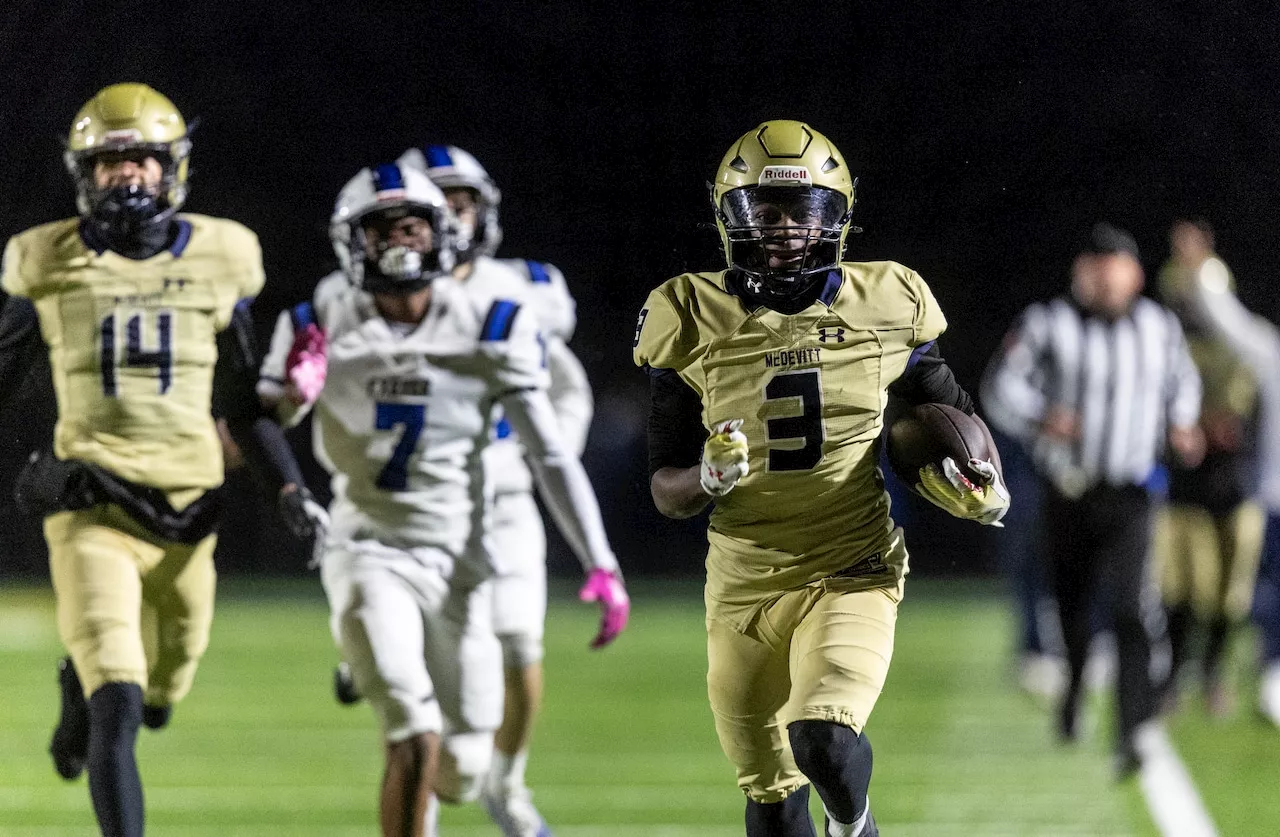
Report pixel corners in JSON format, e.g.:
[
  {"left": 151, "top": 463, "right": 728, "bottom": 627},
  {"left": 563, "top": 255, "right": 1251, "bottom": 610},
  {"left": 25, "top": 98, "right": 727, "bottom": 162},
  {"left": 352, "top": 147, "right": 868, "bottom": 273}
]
[
  {"left": 277, "top": 485, "right": 329, "bottom": 568},
  {"left": 13, "top": 451, "right": 96, "bottom": 518}
]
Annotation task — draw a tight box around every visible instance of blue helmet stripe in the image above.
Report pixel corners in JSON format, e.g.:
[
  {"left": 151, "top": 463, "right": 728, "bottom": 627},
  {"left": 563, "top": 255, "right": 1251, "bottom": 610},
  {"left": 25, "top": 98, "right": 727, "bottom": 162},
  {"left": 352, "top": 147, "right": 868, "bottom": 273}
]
[
  {"left": 371, "top": 163, "right": 405, "bottom": 192},
  {"left": 424, "top": 145, "right": 454, "bottom": 169}
]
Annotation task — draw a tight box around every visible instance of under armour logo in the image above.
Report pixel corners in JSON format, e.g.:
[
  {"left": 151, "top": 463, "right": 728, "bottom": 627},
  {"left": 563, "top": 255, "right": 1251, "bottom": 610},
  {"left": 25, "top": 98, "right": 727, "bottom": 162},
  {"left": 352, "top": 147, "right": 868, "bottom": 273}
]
[{"left": 818, "top": 327, "right": 846, "bottom": 343}]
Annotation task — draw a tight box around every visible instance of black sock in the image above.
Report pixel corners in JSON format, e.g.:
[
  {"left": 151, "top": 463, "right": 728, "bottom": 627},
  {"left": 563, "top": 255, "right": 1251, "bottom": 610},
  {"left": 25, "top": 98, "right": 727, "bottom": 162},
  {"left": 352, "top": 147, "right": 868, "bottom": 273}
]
[
  {"left": 745, "top": 784, "right": 816, "bottom": 837},
  {"left": 1203, "top": 616, "right": 1231, "bottom": 684},
  {"left": 1165, "top": 605, "right": 1194, "bottom": 690},
  {"left": 87, "top": 682, "right": 145, "bottom": 837},
  {"left": 788, "top": 720, "right": 872, "bottom": 826}
]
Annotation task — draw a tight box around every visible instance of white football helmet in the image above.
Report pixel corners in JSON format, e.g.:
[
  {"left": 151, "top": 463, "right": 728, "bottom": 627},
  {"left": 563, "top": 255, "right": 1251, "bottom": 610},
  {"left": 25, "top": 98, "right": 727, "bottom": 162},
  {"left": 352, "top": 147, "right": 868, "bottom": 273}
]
[
  {"left": 398, "top": 144, "right": 502, "bottom": 259},
  {"left": 330, "top": 162, "right": 457, "bottom": 293}
]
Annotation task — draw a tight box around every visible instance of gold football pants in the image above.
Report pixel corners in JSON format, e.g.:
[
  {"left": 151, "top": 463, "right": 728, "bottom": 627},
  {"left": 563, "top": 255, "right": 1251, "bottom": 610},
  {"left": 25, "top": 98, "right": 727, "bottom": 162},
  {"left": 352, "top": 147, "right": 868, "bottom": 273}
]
[
  {"left": 45, "top": 501, "right": 217, "bottom": 705},
  {"left": 706, "top": 578, "right": 902, "bottom": 803},
  {"left": 1155, "top": 501, "right": 1265, "bottom": 622}
]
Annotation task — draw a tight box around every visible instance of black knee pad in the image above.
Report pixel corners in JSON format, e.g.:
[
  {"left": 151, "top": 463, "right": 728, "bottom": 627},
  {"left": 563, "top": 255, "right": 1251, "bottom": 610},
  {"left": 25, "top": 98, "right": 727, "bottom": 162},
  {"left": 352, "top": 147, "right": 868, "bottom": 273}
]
[
  {"left": 788, "top": 720, "right": 872, "bottom": 825},
  {"left": 745, "top": 784, "right": 816, "bottom": 837}
]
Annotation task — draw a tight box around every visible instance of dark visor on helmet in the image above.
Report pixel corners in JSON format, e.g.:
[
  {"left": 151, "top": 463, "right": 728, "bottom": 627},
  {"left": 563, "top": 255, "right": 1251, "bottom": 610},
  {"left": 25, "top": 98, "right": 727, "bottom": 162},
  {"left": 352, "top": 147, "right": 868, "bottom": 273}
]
[{"left": 720, "top": 185, "right": 847, "bottom": 231}]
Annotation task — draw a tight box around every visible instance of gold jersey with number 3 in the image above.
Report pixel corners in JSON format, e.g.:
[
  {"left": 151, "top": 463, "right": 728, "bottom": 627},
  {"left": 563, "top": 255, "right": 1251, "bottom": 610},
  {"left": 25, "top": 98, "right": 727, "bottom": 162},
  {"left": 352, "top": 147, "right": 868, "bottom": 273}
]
[
  {"left": 634, "top": 261, "right": 946, "bottom": 616},
  {"left": 1, "top": 214, "right": 265, "bottom": 491}
]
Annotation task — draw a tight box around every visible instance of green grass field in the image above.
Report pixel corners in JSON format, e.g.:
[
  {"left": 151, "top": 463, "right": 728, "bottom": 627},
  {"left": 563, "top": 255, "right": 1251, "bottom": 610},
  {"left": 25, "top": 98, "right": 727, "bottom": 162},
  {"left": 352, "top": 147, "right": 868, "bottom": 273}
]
[{"left": 0, "top": 579, "right": 1275, "bottom": 835}]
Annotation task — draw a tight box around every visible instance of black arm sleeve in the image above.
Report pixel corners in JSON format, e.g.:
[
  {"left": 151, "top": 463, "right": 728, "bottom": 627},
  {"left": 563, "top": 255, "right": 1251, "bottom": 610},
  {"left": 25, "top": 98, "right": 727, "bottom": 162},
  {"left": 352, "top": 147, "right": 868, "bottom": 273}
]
[
  {"left": 212, "top": 301, "right": 305, "bottom": 493},
  {"left": 886, "top": 342, "right": 975, "bottom": 415},
  {"left": 647, "top": 366, "right": 707, "bottom": 478},
  {"left": 0, "top": 293, "right": 44, "bottom": 416}
]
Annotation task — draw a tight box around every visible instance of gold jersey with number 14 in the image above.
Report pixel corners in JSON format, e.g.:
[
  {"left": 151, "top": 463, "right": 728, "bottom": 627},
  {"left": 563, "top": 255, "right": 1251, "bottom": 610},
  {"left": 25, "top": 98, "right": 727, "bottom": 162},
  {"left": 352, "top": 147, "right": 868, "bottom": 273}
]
[
  {"left": 634, "top": 261, "right": 946, "bottom": 617},
  {"left": 1, "top": 214, "right": 264, "bottom": 491}
]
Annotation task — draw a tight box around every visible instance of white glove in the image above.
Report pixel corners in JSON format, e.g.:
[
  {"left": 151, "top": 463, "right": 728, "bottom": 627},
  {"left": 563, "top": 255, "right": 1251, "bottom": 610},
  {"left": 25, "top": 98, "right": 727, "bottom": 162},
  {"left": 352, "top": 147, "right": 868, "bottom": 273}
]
[
  {"left": 917, "top": 457, "right": 1010, "bottom": 526},
  {"left": 700, "top": 419, "right": 750, "bottom": 497}
]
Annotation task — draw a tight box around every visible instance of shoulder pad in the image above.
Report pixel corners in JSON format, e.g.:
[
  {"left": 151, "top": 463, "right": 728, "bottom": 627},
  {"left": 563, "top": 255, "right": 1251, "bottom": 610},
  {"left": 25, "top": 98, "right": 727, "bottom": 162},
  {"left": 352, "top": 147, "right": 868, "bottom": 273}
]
[
  {"left": 2, "top": 218, "right": 85, "bottom": 297},
  {"left": 633, "top": 272, "right": 738, "bottom": 371},
  {"left": 834, "top": 261, "right": 946, "bottom": 343},
  {"left": 183, "top": 214, "right": 266, "bottom": 299}
]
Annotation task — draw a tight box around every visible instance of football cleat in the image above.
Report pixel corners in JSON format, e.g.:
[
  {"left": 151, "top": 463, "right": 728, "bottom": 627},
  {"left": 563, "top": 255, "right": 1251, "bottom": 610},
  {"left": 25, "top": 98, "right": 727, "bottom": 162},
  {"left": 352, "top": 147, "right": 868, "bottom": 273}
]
[
  {"left": 142, "top": 703, "right": 172, "bottom": 730},
  {"left": 482, "top": 785, "right": 553, "bottom": 837},
  {"left": 824, "top": 802, "right": 879, "bottom": 837},
  {"left": 49, "top": 657, "right": 90, "bottom": 780},
  {"left": 1259, "top": 663, "right": 1280, "bottom": 728},
  {"left": 334, "top": 662, "right": 363, "bottom": 706}
]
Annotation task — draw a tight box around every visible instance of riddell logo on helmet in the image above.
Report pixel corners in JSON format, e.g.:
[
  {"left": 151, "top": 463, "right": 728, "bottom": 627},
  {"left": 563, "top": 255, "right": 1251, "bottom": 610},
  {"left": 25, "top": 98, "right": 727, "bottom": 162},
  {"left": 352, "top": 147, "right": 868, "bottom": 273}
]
[
  {"left": 103, "top": 129, "right": 144, "bottom": 144},
  {"left": 759, "top": 166, "right": 812, "bottom": 186}
]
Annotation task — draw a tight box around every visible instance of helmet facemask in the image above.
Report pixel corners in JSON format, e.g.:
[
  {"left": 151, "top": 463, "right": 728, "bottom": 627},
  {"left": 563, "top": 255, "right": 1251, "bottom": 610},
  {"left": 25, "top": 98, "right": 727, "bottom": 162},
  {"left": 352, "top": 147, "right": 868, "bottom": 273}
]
[
  {"left": 441, "top": 186, "right": 494, "bottom": 263},
  {"left": 69, "top": 140, "right": 190, "bottom": 246},
  {"left": 719, "top": 184, "right": 850, "bottom": 299},
  {"left": 348, "top": 205, "right": 455, "bottom": 295}
]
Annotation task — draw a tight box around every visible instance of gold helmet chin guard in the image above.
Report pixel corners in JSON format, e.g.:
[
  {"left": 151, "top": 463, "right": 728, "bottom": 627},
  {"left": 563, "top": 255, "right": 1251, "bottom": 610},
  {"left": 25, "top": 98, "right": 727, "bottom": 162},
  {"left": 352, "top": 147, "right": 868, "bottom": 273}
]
[
  {"left": 64, "top": 83, "right": 192, "bottom": 217},
  {"left": 711, "top": 120, "right": 857, "bottom": 295}
]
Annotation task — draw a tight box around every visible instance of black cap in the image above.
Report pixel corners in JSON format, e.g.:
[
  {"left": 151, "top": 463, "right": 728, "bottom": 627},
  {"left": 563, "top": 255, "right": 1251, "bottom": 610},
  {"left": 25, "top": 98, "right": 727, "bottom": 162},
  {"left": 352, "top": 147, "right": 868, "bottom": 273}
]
[{"left": 1081, "top": 222, "right": 1139, "bottom": 260}]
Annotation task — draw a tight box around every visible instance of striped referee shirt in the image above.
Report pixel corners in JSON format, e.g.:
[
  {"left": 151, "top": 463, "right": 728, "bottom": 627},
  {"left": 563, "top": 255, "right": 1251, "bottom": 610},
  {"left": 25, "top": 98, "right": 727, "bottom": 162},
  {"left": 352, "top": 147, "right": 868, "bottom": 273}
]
[{"left": 982, "top": 295, "right": 1201, "bottom": 498}]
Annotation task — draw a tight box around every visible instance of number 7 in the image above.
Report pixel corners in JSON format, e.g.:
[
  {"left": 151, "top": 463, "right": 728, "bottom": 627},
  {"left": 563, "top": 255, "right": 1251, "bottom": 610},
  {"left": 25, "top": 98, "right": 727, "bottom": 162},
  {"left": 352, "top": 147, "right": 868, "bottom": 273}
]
[{"left": 375, "top": 402, "right": 426, "bottom": 490}]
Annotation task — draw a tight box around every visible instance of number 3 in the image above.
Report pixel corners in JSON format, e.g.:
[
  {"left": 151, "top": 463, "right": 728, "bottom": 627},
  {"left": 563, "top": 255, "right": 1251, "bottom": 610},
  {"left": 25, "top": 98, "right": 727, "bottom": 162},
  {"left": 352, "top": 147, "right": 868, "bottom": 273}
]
[{"left": 764, "top": 369, "right": 825, "bottom": 471}]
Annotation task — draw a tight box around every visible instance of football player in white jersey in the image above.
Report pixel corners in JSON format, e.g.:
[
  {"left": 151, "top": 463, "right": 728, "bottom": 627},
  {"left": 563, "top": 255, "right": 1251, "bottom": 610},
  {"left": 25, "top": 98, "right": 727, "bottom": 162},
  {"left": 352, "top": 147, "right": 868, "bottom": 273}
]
[
  {"left": 261, "top": 162, "right": 628, "bottom": 837},
  {"left": 396, "top": 143, "right": 593, "bottom": 837}
]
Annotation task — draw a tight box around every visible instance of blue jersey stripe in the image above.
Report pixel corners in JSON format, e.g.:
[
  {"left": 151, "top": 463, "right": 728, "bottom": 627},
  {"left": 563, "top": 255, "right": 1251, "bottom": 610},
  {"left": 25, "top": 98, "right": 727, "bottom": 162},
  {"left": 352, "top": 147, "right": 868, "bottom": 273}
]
[
  {"left": 371, "top": 163, "right": 405, "bottom": 192},
  {"left": 290, "top": 301, "right": 315, "bottom": 330},
  {"left": 424, "top": 145, "right": 454, "bottom": 169},
  {"left": 526, "top": 260, "right": 551, "bottom": 284},
  {"left": 817, "top": 269, "right": 842, "bottom": 306},
  {"left": 904, "top": 340, "right": 935, "bottom": 373},
  {"left": 169, "top": 220, "right": 194, "bottom": 257},
  {"left": 480, "top": 299, "right": 521, "bottom": 341}
]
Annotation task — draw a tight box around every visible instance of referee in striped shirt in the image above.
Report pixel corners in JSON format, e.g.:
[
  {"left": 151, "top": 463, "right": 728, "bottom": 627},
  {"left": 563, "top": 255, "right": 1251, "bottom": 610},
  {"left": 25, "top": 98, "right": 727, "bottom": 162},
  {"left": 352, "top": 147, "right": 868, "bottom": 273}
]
[{"left": 984, "top": 223, "right": 1204, "bottom": 775}]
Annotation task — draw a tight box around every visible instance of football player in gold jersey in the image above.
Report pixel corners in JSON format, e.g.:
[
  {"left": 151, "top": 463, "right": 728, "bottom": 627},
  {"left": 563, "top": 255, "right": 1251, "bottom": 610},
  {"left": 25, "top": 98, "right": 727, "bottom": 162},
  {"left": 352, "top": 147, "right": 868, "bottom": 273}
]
[
  {"left": 634, "top": 120, "right": 1010, "bottom": 837},
  {"left": 0, "top": 83, "right": 323, "bottom": 837}
]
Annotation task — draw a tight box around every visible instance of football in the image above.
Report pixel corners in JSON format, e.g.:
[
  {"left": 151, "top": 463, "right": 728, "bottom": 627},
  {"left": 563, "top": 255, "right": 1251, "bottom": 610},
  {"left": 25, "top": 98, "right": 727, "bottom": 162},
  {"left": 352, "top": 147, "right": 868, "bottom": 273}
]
[{"left": 886, "top": 402, "right": 991, "bottom": 488}]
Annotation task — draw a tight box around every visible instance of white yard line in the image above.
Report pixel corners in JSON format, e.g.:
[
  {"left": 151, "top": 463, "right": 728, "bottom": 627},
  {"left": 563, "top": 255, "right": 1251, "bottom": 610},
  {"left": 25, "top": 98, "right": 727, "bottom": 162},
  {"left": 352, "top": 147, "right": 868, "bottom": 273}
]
[{"left": 1134, "top": 723, "right": 1218, "bottom": 837}]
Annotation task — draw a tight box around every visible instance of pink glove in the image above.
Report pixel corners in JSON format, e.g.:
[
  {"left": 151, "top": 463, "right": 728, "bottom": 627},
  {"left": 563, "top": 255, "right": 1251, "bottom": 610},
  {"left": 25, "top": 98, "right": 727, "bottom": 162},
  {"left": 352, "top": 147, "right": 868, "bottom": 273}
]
[
  {"left": 285, "top": 323, "right": 327, "bottom": 406},
  {"left": 578, "top": 568, "right": 630, "bottom": 649}
]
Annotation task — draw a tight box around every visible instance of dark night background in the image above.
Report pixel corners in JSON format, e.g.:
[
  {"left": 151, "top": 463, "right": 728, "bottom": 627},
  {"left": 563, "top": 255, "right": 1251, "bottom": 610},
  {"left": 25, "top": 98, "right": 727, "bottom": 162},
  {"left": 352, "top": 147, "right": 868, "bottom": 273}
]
[{"left": 1, "top": 0, "right": 1278, "bottom": 579}]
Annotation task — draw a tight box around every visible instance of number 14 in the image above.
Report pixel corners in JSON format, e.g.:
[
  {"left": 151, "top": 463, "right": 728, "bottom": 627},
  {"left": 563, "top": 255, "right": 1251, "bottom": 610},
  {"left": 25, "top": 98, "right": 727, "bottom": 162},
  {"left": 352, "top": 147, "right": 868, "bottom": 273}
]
[{"left": 100, "top": 310, "right": 173, "bottom": 396}]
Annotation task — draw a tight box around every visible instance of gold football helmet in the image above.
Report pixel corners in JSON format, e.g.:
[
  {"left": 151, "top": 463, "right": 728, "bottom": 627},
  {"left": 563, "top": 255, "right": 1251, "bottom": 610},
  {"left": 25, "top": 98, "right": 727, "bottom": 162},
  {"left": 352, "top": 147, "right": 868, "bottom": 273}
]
[
  {"left": 64, "top": 83, "right": 191, "bottom": 220},
  {"left": 712, "top": 120, "right": 856, "bottom": 298}
]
